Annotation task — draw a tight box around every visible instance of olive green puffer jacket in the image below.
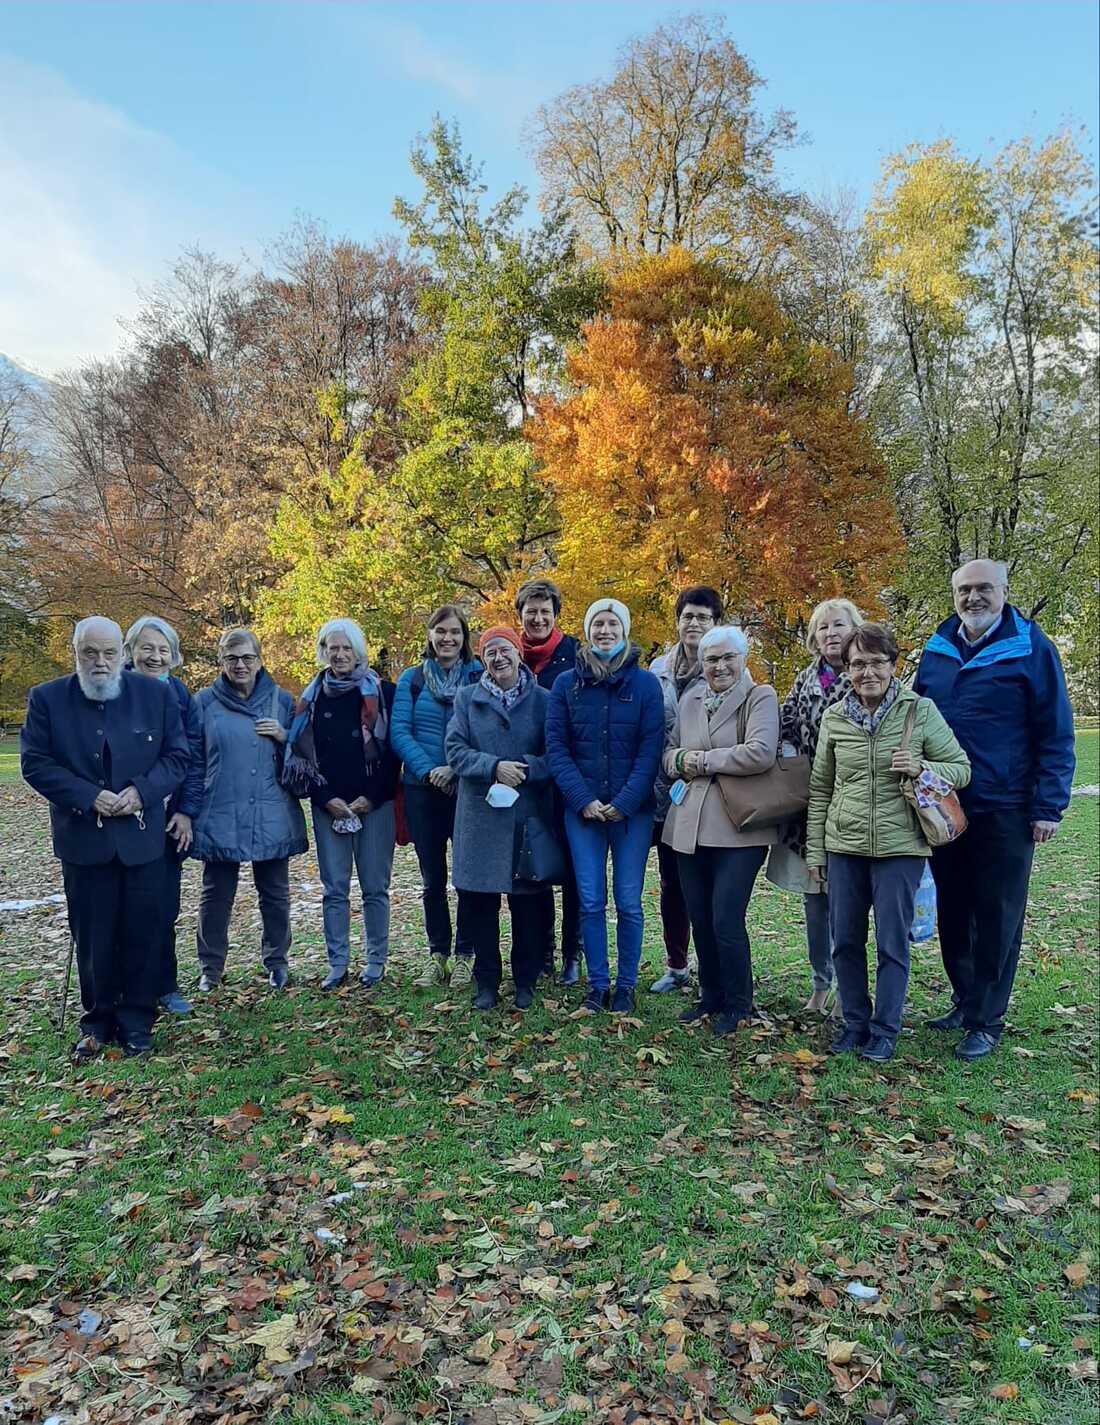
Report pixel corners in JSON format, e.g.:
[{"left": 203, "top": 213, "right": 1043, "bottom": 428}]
[{"left": 806, "top": 687, "right": 970, "bottom": 865}]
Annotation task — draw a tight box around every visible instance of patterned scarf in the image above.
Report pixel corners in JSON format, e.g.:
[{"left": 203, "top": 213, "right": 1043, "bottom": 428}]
[
  {"left": 480, "top": 662, "right": 532, "bottom": 712},
  {"left": 843, "top": 678, "right": 901, "bottom": 735},
  {"left": 668, "top": 641, "right": 703, "bottom": 697},
  {"left": 704, "top": 686, "right": 735, "bottom": 719},
  {"left": 421, "top": 657, "right": 473, "bottom": 704},
  {"left": 283, "top": 665, "right": 388, "bottom": 792}
]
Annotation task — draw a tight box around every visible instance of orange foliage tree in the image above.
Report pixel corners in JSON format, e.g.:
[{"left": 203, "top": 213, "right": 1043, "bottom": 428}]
[{"left": 527, "top": 248, "right": 903, "bottom": 671}]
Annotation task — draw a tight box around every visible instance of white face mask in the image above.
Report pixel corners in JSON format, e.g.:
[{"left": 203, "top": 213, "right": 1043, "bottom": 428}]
[{"left": 485, "top": 784, "right": 519, "bottom": 809}]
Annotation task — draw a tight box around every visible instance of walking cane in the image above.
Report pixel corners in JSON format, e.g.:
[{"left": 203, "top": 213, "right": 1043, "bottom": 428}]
[{"left": 55, "top": 932, "right": 76, "bottom": 1036}]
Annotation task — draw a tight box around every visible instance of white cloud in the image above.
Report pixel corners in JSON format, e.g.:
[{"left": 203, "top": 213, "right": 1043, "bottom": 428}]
[
  {"left": 368, "top": 17, "right": 535, "bottom": 126},
  {"left": 0, "top": 54, "right": 255, "bottom": 376}
]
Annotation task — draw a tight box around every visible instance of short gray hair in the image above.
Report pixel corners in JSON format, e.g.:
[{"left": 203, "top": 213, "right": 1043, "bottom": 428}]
[
  {"left": 72, "top": 616, "right": 122, "bottom": 653},
  {"left": 124, "top": 615, "right": 183, "bottom": 669},
  {"left": 217, "top": 626, "right": 261, "bottom": 659},
  {"left": 315, "top": 618, "right": 368, "bottom": 667},
  {"left": 699, "top": 624, "right": 749, "bottom": 658}
]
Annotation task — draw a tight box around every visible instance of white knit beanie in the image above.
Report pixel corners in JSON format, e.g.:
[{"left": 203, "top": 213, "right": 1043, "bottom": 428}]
[{"left": 583, "top": 598, "right": 631, "bottom": 641}]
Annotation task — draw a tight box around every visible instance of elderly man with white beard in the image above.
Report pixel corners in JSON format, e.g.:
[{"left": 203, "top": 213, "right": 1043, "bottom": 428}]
[{"left": 20, "top": 616, "right": 189, "bottom": 1059}]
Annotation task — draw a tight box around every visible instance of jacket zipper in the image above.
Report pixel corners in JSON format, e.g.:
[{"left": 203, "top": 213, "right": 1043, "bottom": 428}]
[{"left": 867, "top": 725, "right": 878, "bottom": 858}]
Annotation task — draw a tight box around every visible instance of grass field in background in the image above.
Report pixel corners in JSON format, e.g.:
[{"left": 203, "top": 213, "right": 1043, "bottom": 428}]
[{"left": 0, "top": 738, "right": 1096, "bottom": 1424}]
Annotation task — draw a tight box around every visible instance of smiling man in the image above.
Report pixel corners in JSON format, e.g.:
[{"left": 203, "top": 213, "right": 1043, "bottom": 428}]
[
  {"left": 20, "top": 616, "right": 189, "bottom": 1060},
  {"left": 914, "top": 559, "right": 1076, "bottom": 1060}
]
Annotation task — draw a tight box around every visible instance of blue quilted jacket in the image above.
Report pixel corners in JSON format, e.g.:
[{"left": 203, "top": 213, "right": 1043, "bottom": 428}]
[{"left": 545, "top": 647, "right": 665, "bottom": 818}]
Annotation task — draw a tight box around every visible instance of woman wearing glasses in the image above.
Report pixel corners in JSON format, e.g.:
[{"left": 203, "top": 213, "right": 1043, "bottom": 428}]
[
  {"left": 192, "top": 628, "right": 308, "bottom": 992},
  {"left": 661, "top": 626, "right": 779, "bottom": 1036},
  {"left": 806, "top": 624, "right": 970, "bottom": 1063}
]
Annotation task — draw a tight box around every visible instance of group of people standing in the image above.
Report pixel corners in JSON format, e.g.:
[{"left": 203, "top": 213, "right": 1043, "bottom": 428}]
[{"left": 21, "top": 559, "right": 1075, "bottom": 1068}]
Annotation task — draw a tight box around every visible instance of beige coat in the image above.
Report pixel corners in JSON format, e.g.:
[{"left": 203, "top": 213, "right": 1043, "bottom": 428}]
[{"left": 661, "top": 672, "right": 780, "bottom": 852}]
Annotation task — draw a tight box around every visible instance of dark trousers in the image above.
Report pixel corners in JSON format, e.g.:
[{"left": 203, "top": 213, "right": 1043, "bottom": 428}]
[
  {"left": 675, "top": 845, "right": 766, "bottom": 1016},
  {"left": 62, "top": 856, "right": 164, "bottom": 1042},
  {"left": 403, "top": 783, "right": 471, "bottom": 959},
  {"left": 534, "top": 810, "right": 582, "bottom": 966},
  {"left": 456, "top": 888, "right": 547, "bottom": 993},
  {"left": 197, "top": 858, "right": 290, "bottom": 979},
  {"left": 930, "top": 810, "right": 1035, "bottom": 1036},
  {"left": 655, "top": 830, "right": 691, "bottom": 971},
  {"left": 827, "top": 852, "right": 924, "bottom": 1041},
  {"left": 159, "top": 849, "right": 184, "bottom": 996}
]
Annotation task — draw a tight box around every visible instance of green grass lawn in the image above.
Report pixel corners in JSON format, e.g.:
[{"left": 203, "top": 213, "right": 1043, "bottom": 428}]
[
  {"left": 0, "top": 739, "right": 1096, "bottom": 1424},
  {"left": 0, "top": 741, "right": 21, "bottom": 784}
]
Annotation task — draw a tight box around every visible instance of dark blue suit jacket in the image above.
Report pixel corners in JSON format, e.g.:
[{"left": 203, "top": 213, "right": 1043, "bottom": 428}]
[{"left": 21, "top": 672, "right": 189, "bottom": 866}]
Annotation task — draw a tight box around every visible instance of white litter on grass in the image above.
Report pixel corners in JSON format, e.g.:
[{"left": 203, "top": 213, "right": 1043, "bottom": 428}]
[
  {"left": 846, "top": 1281, "right": 880, "bottom": 1301},
  {"left": 1072, "top": 784, "right": 1099, "bottom": 797},
  {"left": 0, "top": 894, "right": 65, "bottom": 912}
]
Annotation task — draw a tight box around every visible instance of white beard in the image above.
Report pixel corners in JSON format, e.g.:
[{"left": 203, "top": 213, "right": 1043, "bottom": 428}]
[
  {"left": 960, "top": 608, "right": 1001, "bottom": 639},
  {"left": 77, "top": 668, "right": 123, "bottom": 701}
]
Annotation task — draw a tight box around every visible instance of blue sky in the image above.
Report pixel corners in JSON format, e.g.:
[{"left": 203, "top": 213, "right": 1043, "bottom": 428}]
[{"left": 2, "top": 0, "right": 1097, "bottom": 373}]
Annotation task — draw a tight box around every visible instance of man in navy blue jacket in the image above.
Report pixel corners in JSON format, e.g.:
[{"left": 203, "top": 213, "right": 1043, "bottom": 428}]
[
  {"left": 914, "top": 560, "right": 1075, "bottom": 1060},
  {"left": 21, "top": 617, "right": 189, "bottom": 1059}
]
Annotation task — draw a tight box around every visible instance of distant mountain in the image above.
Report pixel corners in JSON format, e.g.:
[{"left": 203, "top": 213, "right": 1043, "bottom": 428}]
[{"left": 0, "top": 353, "right": 50, "bottom": 395}]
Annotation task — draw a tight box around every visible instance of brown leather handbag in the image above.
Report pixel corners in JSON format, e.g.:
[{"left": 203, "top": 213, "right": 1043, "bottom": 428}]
[{"left": 716, "top": 700, "right": 811, "bottom": 831}]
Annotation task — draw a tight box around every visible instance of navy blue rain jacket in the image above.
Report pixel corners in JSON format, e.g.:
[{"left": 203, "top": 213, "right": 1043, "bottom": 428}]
[
  {"left": 913, "top": 605, "right": 1075, "bottom": 822},
  {"left": 545, "top": 646, "right": 665, "bottom": 818},
  {"left": 21, "top": 671, "right": 189, "bottom": 865}
]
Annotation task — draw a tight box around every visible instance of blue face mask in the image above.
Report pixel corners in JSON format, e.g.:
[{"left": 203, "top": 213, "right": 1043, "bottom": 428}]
[{"left": 593, "top": 639, "right": 626, "bottom": 660}]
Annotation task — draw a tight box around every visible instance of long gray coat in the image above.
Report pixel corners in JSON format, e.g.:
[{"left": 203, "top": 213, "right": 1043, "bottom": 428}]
[{"left": 445, "top": 678, "right": 555, "bottom": 895}]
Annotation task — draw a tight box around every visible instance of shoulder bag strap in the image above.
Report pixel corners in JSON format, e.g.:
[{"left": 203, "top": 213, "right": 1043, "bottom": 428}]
[{"left": 899, "top": 699, "right": 918, "bottom": 753}]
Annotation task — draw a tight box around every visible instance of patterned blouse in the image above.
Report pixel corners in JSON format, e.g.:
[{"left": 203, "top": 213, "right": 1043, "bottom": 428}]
[{"left": 779, "top": 658, "right": 854, "bottom": 859}]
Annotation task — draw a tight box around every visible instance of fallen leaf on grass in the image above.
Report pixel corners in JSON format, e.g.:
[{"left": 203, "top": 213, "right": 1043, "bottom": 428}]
[
  {"left": 243, "top": 1312, "right": 297, "bottom": 1361},
  {"left": 990, "top": 1383, "right": 1019, "bottom": 1400},
  {"left": 826, "top": 1339, "right": 857, "bottom": 1364},
  {"left": 1064, "top": 1263, "right": 1089, "bottom": 1287}
]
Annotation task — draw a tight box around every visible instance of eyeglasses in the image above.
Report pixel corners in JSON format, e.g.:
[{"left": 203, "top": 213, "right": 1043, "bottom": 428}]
[
  {"left": 223, "top": 653, "right": 259, "bottom": 665},
  {"left": 680, "top": 613, "right": 714, "bottom": 625},
  {"left": 702, "top": 653, "right": 740, "bottom": 668},
  {"left": 848, "top": 657, "right": 893, "bottom": 673}
]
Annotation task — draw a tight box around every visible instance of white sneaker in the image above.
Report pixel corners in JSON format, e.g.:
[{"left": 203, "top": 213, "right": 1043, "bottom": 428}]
[{"left": 649, "top": 969, "right": 690, "bottom": 993}]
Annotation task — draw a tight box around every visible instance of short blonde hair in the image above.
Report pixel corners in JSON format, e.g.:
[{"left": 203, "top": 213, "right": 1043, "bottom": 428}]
[
  {"left": 805, "top": 598, "right": 863, "bottom": 655},
  {"left": 217, "top": 626, "right": 261, "bottom": 659}
]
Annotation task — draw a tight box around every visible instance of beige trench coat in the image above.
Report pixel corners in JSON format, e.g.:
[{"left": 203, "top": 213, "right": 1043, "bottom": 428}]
[{"left": 661, "top": 672, "right": 780, "bottom": 853}]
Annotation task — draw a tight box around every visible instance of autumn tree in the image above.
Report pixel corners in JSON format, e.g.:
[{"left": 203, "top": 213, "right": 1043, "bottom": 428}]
[
  {"left": 864, "top": 132, "right": 1099, "bottom": 653},
  {"left": 526, "top": 13, "right": 797, "bottom": 270},
  {"left": 528, "top": 247, "right": 902, "bottom": 670},
  {"left": 257, "top": 119, "right": 602, "bottom": 672}
]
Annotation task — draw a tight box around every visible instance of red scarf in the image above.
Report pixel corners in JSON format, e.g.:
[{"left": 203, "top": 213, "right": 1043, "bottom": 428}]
[{"left": 521, "top": 624, "right": 563, "bottom": 676}]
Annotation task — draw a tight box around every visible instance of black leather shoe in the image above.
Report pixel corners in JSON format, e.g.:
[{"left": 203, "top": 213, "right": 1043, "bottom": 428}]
[
  {"left": 514, "top": 985, "right": 535, "bottom": 1010},
  {"left": 559, "top": 957, "right": 581, "bottom": 986},
  {"left": 679, "top": 1002, "right": 714, "bottom": 1024},
  {"left": 321, "top": 970, "right": 348, "bottom": 992},
  {"left": 927, "top": 1005, "right": 965, "bottom": 1031},
  {"left": 610, "top": 985, "right": 635, "bottom": 1014},
  {"left": 267, "top": 966, "right": 291, "bottom": 990},
  {"left": 473, "top": 987, "right": 498, "bottom": 1011},
  {"left": 122, "top": 1035, "right": 154, "bottom": 1058},
  {"left": 711, "top": 1012, "right": 745, "bottom": 1037},
  {"left": 580, "top": 987, "right": 609, "bottom": 1014},
  {"left": 955, "top": 1029, "right": 998, "bottom": 1061},
  {"left": 73, "top": 1034, "right": 104, "bottom": 1062},
  {"left": 829, "top": 1027, "right": 870, "bottom": 1055},
  {"left": 858, "top": 1035, "right": 895, "bottom": 1063}
]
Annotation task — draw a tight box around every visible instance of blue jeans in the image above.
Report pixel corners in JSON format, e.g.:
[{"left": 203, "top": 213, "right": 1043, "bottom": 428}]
[
  {"left": 312, "top": 801, "right": 396, "bottom": 974},
  {"left": 804, "top": 890, "right": 834, "bottom": 991},
  {"left": 565, "top": 810, "right": 653, "bottom": 992}
]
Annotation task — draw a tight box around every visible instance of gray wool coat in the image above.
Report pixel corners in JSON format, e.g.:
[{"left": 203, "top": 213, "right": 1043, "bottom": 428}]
[{"left": 445, "top": 678, "right": 556, "bottom": 895}]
